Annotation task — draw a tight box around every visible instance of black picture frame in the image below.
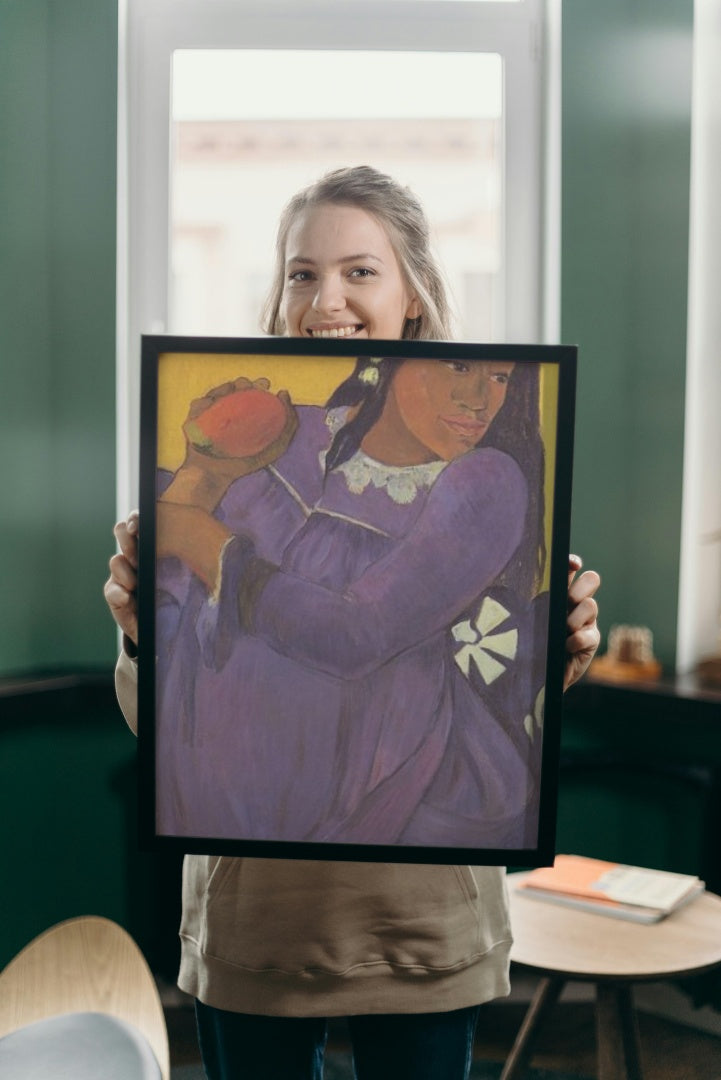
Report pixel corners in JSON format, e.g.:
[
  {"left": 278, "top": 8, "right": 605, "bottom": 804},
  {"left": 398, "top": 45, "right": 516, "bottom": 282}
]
[{"left": 138, "top": 335, "right": 576, "bottom": 866}]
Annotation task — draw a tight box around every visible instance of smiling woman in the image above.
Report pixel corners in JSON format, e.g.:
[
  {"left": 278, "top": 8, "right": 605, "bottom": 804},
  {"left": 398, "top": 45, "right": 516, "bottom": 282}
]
[
  {"left": 263, "top": 168, "right": 452, "bottom": 342},
  {"left": 107, "top": 150, "right": 594, "bottom": 1080}
]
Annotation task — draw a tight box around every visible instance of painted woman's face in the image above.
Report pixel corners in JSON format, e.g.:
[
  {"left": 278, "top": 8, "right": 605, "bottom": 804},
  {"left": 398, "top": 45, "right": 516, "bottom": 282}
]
[
  {"left": 281, "top": 203, "right": 421, "bottom": 341},
  {"left": 368, "top": 359, "right": 515, "bottom": 465}
]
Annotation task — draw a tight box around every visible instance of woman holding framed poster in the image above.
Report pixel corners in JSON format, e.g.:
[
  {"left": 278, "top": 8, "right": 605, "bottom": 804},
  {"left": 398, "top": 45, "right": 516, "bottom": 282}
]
[{"left": 106, "top": 167, "right": 600, "bottom": 1080}]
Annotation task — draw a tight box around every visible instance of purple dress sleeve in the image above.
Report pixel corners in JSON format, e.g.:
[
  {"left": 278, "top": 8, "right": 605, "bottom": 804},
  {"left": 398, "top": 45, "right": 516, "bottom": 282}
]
[{"left": 250, "top": 447, "right": 527, "bottom": 679}]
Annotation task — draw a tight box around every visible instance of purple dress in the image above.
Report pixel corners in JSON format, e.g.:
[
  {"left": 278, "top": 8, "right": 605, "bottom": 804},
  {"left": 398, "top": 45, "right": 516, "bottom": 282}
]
[{"left": 155, "top": 406, "right": 542, "bottom": 850}]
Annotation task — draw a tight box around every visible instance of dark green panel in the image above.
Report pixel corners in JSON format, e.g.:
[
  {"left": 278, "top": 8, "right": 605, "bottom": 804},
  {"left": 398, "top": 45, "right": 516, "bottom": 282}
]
[
  {"left": 0, "top": 682, "right": 183, "bottom": 975},
  {"left": 559, "top": 681, "right": 721, "bottom": 888},
  {"left": 0, "top": 685, "right": 132, "bottom": 967},
  {"left": 0, "top": 2, "right": 56, "bottom": 672},
  {"left": 0, "top": 0, "right": 119, "bottom": 673},
  {"left": 47, "top": 0, "right": 118, "bottom": 667},
  {"left": 562, "top": 0, "right": 693, "bottom": 668},
  {"left": 556, "top": 770, "right": 708, "bottom": 877}
]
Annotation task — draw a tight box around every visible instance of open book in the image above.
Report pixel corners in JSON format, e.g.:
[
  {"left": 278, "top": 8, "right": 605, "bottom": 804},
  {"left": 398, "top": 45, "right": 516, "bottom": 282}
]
[{"left": 516, "top": 854, "right": 705, "bottom": 923}]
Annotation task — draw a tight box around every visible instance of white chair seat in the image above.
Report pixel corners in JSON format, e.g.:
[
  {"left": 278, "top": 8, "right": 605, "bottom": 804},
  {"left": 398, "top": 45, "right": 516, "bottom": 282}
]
[
  {"left": 0, "top": 1011, "right": 163, "bottom": 1079},
  {"left": 0, "top": 917, "right": 169, "bottom": 1079}
]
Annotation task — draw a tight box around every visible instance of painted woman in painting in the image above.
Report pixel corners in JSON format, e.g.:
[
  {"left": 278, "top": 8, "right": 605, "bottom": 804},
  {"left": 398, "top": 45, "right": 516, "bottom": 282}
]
[{"left": 153, "top": 345, "right": 547, "bottom": 849}]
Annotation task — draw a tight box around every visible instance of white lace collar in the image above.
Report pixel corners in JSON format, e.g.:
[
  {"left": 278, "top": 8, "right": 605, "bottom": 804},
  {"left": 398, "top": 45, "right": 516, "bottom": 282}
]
[{"left": 324, "top": 408, "right": 447, "bottom": 505}]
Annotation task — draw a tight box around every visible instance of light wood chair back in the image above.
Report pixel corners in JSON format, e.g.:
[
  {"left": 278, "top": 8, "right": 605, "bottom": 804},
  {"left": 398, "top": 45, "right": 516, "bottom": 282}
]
[{"left": 0, "top": 915, "right": 170, "bottom": 1080}]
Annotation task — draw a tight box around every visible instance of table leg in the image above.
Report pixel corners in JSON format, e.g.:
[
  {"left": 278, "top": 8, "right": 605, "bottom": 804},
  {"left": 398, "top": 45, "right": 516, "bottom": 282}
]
[
  {"left": 499, "top": 976, "right": 565, "bottom": 1080},
  {"left": 596, "top": 982, "right": 643, "bottom": 1080}
]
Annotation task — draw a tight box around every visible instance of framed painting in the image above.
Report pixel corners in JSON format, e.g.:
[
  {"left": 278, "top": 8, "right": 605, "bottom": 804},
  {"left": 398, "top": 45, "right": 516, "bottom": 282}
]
[{"left": 137, "top": 335, "right": 576, "bottom": 865}]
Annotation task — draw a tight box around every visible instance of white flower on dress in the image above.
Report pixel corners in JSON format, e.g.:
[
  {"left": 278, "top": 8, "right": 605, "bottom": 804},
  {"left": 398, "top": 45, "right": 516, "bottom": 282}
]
[
  {"left": 325, "top": 408, "right": 349, "bottom": 437},
  {"left": 452, "top": 596, "right": 519, "bottom": 684},
  {"left": 358, "top": 365, "right": 380, "bottom": 386},
  {"left": 523, "top": 687, "right": 545, "bottom": 742}
]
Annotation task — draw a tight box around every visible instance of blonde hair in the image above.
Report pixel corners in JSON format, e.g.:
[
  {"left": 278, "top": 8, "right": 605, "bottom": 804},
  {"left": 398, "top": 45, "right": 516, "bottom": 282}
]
[{"left": 261, "top": 166, "right": 453, "bottom": 341}]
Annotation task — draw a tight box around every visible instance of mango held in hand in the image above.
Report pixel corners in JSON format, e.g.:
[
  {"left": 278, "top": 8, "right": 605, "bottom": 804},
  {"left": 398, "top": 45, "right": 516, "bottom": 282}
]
[{"left": 186, "top": 388, "right": 287, "bottom": 458}]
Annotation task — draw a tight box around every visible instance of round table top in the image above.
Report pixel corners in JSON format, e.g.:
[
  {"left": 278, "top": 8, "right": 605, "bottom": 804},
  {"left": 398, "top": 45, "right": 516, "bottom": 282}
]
[{"left": 508, "top": 871, "right": 721, "bottom": 981}]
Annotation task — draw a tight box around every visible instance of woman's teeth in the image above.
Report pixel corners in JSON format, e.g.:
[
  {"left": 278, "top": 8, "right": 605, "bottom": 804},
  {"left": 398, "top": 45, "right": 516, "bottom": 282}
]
[{"left": 310, "top": 325, "right": 360, "bottom": 338}]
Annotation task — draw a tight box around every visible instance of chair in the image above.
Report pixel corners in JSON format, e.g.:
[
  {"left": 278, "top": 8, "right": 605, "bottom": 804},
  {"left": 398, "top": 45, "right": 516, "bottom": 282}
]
[{"left": 0, "top": 915, "right": 170, "bottom": 1079}]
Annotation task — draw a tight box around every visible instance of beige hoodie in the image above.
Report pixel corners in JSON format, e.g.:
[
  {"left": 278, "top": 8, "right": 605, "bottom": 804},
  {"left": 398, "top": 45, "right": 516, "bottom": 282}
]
[{"left": 116, "top": 650, "right": 512, "bottom": 1016}]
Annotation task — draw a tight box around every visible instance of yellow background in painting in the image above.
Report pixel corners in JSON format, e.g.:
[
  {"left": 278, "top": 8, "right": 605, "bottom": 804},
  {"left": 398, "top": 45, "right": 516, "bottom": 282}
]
[
  {"left": 157, "top": 352, "right": 356, "bottom": 469},
  {"left": 157, "top": 351, "right": 560, "bottom": 589}
]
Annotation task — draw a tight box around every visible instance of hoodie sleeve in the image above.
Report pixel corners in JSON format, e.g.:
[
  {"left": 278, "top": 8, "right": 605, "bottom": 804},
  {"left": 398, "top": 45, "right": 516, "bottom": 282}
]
[{"left": 115, "top": 647, "right": 139, "bottom": 736}]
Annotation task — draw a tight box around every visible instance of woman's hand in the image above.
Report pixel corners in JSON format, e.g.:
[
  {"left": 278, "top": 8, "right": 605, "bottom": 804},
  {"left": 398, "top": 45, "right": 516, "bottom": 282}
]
[
  {"left": 162, "top": 378, "right": 298, "bottom": 512},
  {"left": 564, "top": 554, "right": 601, "bottom": 691},
  {"left": 104, "top": 511, "right": 139, "bottom": 647},
  {"left": 103, "top": 503, "right": 232, "bottom": 643}
]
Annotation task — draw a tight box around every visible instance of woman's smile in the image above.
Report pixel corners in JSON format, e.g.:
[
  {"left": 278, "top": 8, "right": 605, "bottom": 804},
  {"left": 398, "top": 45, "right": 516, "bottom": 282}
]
[{"left": 306, "top": 322, "right": 365, "bottom": 339}]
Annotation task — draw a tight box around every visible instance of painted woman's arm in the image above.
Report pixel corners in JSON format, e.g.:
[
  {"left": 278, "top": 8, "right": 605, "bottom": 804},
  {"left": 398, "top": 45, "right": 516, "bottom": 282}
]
[
  {"left": 248, "top": 448, "right": 527, "bottom": 680},
  {"left": 155, "top": 382, "right": 298, "bottom": 592}
]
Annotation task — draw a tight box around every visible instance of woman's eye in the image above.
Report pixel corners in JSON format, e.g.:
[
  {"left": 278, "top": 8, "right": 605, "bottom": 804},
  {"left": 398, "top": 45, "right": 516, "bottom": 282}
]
[
  {"left": 491, "top": 373, "right": 509, "bottom": 385},
  {"left": 349, "top": 267, "right": 375, "bottom": 279},
  {"left": 288, "top": 270, "right": 313, "bottom": 283},
  {"left": 446, "top": 361, "right": 470, "bottom": 373}
]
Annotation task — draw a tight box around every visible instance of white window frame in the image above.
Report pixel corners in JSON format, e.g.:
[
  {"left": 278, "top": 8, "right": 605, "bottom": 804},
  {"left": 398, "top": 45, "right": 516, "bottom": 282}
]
[
  {"left": 116, "top": 0, "right": 558, "bottom": 512},
  {"left": 676, "top": 0, "right": 721, "bottom": 675}
]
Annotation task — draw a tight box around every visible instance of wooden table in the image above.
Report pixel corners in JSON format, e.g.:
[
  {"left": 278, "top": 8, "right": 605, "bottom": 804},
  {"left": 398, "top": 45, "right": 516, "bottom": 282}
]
[{"left": 503, "top": 873, "right": 721, "bottom": 1080}]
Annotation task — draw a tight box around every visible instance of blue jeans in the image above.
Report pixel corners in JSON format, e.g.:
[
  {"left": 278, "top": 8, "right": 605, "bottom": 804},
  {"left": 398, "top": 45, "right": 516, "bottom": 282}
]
[{"left": 195, "top": 1000, "right": 481, "bottom": 1080}]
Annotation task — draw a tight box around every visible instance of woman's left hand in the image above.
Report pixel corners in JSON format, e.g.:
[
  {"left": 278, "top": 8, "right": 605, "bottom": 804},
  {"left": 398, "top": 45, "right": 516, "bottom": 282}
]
[{"left": 564, "top": 554, "right": 601, "bottom": 691}]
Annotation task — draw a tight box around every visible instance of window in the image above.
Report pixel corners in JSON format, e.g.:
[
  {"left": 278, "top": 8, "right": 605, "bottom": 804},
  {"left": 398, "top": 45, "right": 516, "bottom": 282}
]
[
  {"left": 169, "top": 49, "right": 503, "bottom": 340},
  {"left": 117, "top": 0, "right": 557, "bottom": 509}
]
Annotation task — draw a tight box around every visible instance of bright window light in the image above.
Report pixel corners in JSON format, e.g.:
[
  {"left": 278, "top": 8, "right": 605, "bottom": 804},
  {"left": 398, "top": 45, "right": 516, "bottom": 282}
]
[{"left": 170, "top": 50, "right": 504, "bottom": 341}]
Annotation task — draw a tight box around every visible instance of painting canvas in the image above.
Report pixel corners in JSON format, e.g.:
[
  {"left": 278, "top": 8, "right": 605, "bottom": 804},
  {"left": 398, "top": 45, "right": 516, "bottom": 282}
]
[{"left": 138, "top": 336, "right": 576, "bottom": 865}]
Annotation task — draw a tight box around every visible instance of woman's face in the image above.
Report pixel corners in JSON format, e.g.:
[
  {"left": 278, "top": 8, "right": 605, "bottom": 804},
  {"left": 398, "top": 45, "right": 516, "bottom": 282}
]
[
  {"left": 281, "top": 203, "right": 421, "bottom": 340},
  {"left": 376, "top": 359, "right": 516, "bottom": 464}
]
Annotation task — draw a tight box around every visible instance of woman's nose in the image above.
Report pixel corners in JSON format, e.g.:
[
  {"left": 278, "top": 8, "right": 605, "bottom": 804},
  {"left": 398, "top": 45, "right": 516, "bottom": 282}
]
[
  {"left": 312, "top": 274, "right": 345, "bottom": 314},
  {"left": 455, "top": 375, "right": 490, "bottom": 411}
]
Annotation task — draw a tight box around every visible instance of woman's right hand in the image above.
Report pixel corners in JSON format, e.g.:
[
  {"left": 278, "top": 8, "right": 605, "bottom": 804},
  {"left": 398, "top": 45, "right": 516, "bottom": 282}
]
[{"left": 104, "top": 510, "right": 139, "bottom": 647}]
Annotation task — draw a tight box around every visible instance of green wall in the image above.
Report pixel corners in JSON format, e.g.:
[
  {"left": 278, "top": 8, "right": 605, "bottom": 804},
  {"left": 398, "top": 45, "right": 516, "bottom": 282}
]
[
  {"left": 562, "top": 0, "right": 693, "bottom": 669},
  {"left": 0, "top": 1, "right": 693, "bottom": 676},
  {"left": 0, "top": 0, "right": 118, "bottom": 675},
  {"left": 0, "top": 0, "right": 131, "bottom": 971}
]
